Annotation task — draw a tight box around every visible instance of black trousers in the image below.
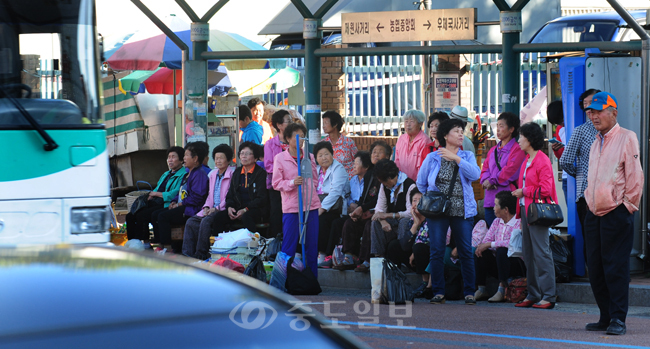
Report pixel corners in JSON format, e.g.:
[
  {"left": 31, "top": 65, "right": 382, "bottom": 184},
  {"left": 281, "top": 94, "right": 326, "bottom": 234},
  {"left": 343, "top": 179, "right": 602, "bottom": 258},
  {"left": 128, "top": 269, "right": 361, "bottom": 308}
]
[
  {"left": 474, "top": 247, "right": 526, "bottom": 285},
  {"left": 210, "top": 208, "right": 262, "bottom": 236},
  {"left": 317, "top": 209, "right": 343, "bottom": 254},
  {"left": 268, "top": 189, "right": 283, "bottom": 238},
  {"left": 585, "top": 204, "right": 634, "bottom": 323},
  {"left": 385, "top": 241, "right": 430, "bottom": 275},
  {"left": 341, "top": 217, "right": 369, "bottom": 256},
  {"left": 155, "top": 206, "right": 188, "bottom": 245},
  {"left": 577, "top": 197, "right": 589, "bottom": 263},
  {"left": 322, "top": 216, "right": 347, "bottom": 256},
  {"left": 125, "top": 202, "right": 163, "bottom": 240}
]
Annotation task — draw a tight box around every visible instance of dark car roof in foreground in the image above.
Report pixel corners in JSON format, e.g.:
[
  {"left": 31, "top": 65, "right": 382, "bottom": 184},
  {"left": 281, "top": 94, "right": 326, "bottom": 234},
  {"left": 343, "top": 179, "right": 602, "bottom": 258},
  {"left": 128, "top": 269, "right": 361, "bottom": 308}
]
[{"left": 0, "top": 245, "right": 367, "bottom": 348}]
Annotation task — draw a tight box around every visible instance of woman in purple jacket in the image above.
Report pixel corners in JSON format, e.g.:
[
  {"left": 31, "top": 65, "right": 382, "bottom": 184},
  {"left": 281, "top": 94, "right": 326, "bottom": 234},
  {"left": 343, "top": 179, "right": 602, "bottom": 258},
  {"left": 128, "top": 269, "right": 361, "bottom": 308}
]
[
  {"left": 153, "top": 142, "right": 209, "bottom": 253},
  {"left": 479, "top": 112, "right": 525, "bottom": 228}
]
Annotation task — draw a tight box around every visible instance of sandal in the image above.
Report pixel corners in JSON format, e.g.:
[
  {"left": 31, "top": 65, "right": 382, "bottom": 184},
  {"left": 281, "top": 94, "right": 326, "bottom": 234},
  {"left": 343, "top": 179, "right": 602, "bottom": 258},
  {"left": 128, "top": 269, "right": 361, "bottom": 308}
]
[
  {"left": 430, "top": 294, "right": 446, "bottom": 304},
  {"left": 465, "top": 295, "right": 476, "bottom": 305}
]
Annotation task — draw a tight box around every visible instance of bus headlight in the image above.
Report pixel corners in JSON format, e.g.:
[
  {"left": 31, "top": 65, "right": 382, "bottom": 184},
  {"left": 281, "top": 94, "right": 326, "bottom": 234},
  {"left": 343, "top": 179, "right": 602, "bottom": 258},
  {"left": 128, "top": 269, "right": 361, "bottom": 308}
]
[{"left": 71, "top": 207, "right": 111, "bottom": 234}]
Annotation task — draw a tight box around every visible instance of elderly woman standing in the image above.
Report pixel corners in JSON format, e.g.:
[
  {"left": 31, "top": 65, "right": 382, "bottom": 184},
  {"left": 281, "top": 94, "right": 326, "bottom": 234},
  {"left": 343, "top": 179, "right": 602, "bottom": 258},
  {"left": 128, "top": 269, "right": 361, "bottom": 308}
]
[
  {"left": 417, "top": 119, "right": 481, "bottom": 305},
  {"left": 322, "top": 111, "right": 358, "bottom": 179},
  {"left": 314, "top": 141, "right": 351, "bottom": 265},
  {"left": 273, "top": 123, "right": 321, "bottom": 277},
  {"left": 512, "top": 122, "right": 557, "bottom": 309},
  {"left": 395, "top": 109, "right": 431, "bottom": 181},
  {"left": 480, "top": 112, "right": 525, "bottom": 228}
]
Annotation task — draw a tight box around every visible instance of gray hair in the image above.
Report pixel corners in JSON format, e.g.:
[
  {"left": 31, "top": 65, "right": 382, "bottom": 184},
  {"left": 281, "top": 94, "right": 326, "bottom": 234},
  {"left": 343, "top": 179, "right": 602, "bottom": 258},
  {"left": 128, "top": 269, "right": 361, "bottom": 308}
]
[
  {"left": 403, "top": 109, "right": 425, "bottom": 124},
  {"left": 606, "top": 106, "right": 617, "bottom": 113}
]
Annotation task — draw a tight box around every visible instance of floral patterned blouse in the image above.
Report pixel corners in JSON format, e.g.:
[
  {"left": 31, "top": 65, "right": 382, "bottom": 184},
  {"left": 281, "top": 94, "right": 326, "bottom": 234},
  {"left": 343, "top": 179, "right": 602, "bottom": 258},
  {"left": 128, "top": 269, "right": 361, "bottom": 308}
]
[{"left": 325, "top": 134, "right": 358, "bottom": 179}]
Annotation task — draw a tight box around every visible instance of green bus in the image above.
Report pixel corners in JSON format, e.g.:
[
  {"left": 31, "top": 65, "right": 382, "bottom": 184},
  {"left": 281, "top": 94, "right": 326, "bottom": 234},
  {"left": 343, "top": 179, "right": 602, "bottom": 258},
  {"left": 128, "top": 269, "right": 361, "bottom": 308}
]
[{"left": 0, "top": 0, "right": 111, "bottom": 244}]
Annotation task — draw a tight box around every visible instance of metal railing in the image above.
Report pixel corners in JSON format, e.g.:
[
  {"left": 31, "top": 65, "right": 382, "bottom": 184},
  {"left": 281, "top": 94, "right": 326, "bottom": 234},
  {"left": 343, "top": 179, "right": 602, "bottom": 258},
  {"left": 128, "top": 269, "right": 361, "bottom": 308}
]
[{"left": 343, "top": 54, "right": 422, "bottom": 136}]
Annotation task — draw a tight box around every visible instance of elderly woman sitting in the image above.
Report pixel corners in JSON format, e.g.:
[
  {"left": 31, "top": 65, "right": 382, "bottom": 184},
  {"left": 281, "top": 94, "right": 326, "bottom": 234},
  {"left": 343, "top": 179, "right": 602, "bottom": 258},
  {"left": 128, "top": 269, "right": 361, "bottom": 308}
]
[
  {"left": 314, "top": 141, "right": 351, "bottom": 266},
  {"left": 182, "top": 144, "right": 235, "bottom": 259},
  {"left": 395, "top": 109, "right": 431, "bottom": 181},
  {"left": 369, "top": 159, "right": 417, "bottom": 260}
]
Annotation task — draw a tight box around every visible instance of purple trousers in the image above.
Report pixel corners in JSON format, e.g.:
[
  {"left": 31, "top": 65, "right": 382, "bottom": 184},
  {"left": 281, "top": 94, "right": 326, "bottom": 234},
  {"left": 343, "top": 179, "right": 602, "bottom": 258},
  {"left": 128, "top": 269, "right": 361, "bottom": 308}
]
[{"left": 282, "top": 210, "right": 319, "bottom": 277}]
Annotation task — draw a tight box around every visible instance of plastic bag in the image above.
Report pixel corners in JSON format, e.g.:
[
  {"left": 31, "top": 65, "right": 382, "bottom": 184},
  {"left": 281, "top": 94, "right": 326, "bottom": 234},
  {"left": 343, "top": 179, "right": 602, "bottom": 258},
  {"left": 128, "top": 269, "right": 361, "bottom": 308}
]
[
  {"left": 332, "top": 245, "right": 344, "bottom": 267},
  {"left": 380, "top": 259, "right": 414, "bottom": 304},
  {"left": 269, "top": 252, "right": 304, "bottom": 291},
  {"left": 370, "top": 257, "right": 384, "bottom": 304},
  {"left": 212, "top": 228, "right": 255, "bottom": 249},
  {"left": 212, "top": 255, "right": 245, "bottom": 273},
  {"left": 508, "top": 228, "right": 523, "bottom": 258},
  {"left": 550, "top": 236, "right": 572, "bottom": 283},
  {"left": 124, "top": 239, "right": 144, "bottom": 250},
  {"left": 266, "top": 234, "right": 283, "bottom": 262},
  {"left": 244, "top": 255, "right": 267, "bottom": 283},
  {"left": 286, "top": 256, "right": 321, "bottom": 295}
]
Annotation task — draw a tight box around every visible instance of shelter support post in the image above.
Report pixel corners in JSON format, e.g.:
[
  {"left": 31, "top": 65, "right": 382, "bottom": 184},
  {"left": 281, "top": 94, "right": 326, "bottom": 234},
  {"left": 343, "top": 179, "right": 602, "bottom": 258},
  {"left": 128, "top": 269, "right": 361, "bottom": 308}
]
[
  {"left": 494, "top": 0, "right": 527, "bottom": 115},
  {"left": 304, "top": 19, "right": 322, "bottom": 152}
]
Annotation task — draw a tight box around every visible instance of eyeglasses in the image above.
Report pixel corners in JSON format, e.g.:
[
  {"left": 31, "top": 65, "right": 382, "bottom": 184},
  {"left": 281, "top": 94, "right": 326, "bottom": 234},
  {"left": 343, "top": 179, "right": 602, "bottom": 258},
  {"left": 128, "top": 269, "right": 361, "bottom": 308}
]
[{"left": 240, "top": 151, "right": 254, "bottom": 156}]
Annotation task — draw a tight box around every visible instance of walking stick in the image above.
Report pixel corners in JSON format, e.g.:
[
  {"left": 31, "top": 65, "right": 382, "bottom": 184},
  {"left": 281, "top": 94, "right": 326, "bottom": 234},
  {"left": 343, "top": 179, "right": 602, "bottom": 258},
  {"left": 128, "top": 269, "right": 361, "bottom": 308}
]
[{"left": 296, "top": 134, "right": 306, "bottom": 266}]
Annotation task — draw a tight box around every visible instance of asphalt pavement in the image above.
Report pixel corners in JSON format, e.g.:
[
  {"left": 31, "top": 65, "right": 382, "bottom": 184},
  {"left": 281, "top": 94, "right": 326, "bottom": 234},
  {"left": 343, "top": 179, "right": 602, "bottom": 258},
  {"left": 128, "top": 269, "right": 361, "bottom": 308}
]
[{"left": 294, "top": 287, "right": 650, "bottom": 349}]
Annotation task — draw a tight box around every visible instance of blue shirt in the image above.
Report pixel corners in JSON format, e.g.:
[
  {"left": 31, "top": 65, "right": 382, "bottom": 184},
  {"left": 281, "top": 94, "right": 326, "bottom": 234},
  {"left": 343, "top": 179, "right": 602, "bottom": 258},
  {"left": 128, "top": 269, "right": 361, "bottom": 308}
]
[
  {"left": 241, "top": 120, "right": 264, "bottom": 145},
  {"left": 213, "top": 170, "right": 226, "bottom": 208},
  {"left": 349, "top": 175, "right": 364, "bottom": 206}
]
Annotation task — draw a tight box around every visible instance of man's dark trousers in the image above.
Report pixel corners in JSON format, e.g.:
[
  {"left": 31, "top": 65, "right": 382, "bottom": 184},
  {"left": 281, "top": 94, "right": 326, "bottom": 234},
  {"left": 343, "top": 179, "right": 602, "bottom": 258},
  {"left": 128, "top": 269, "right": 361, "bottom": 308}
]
[{"left": 584, "top": 204, "right": 634, "bottom": 323}]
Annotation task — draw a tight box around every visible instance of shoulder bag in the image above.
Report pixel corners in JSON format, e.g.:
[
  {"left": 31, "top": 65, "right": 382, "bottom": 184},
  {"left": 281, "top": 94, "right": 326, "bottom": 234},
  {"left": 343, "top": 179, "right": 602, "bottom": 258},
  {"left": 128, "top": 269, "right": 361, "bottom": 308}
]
[
  {"left": 417, "top": 163, "right": 459, "bottom": 219},
  {"left": 526, "top": 188, "right": 564, "bottom": 226}
]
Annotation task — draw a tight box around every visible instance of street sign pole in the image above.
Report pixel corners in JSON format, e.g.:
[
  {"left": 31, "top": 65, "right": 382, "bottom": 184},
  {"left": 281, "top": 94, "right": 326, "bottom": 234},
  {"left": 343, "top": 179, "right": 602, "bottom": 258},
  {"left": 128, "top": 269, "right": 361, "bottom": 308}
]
[
  {"left": 496, "top": 0, "right": 528, "bottom": 115},
  {"left": 304, "top": 18, "right": 322, "bottom": 153}
]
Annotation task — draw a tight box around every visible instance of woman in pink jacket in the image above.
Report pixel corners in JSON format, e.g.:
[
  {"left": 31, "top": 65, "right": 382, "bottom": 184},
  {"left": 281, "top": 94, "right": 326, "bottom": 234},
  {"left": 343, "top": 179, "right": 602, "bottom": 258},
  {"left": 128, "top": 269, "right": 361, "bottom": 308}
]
[
  {"left": 272, "top": 123, "right": 321, "bottom": 277},
  {"left": 182, "top": 144, "right": 235, "bottom": 259},
  {"left": 512, "top": 122, "right": 558, "bottom": 309}
]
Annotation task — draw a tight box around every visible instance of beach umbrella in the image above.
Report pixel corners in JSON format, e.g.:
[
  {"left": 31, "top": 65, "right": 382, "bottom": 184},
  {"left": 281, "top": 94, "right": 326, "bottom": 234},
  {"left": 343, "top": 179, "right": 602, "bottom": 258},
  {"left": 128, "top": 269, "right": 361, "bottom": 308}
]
[
  {"left": 119, "top": 66, "right": 227, "bottom": 95},
  {"left": 106, "top": 16, "right": 220, "bottom": 71},
  {"left": 211, "top": 67, "right": 300, "bottom": 97},
  {"left": 208, "top": 30, "right": 286, "bottom": 71}
]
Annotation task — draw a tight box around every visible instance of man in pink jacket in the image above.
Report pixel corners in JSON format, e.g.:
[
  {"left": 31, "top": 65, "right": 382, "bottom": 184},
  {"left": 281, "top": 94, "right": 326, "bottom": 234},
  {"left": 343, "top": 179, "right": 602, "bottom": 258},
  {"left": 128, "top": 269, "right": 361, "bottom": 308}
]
[{"left": 583, "top": 92, "right": 644, "bottom": 336}]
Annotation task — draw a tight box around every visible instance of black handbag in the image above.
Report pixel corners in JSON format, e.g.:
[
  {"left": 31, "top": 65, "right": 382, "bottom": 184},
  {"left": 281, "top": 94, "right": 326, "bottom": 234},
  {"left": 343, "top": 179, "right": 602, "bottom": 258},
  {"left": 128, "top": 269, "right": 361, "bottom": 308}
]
[
  {"left": 318, "top": 194, "right": 343, "bottom": 212},
  {"left": 527, "top": 188, "right": 564, "bottom": 226},
  {"left": 417, "top": 163, "right": 459, "bottom": 219},
  {"left": 380, "top": 259, "right": 414, "bottom": 304}
]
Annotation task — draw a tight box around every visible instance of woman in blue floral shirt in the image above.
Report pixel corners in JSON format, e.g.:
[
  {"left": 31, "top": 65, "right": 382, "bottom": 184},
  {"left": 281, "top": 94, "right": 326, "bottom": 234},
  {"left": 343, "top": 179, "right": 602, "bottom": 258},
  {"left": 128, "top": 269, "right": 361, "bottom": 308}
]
[{"left": 385, "top": 189, "right": 432, "bottom": 299}]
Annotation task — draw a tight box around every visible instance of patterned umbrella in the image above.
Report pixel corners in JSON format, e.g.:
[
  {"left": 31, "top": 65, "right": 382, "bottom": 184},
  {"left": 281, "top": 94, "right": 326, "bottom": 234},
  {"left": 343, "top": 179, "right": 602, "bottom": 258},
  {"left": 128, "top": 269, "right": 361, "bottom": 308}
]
[
  {"left": 119, "top": 66, "right": 227, "bottom": 95},
  {"left": 106, "top": 16, "right": 220, "bottom": 71}
]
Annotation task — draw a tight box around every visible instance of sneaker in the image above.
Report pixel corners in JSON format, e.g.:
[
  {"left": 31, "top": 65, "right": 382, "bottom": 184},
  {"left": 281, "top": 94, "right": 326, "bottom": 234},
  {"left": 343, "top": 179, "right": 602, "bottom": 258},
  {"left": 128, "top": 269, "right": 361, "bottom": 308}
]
[
  {"left": 465, "top": 295, "right": 476, "bottom": 305},
  {"left": 354, "top": 261, "right": 370, "bottom": 272},
  {"left": 154, "top": 247, "right": 167, "bottom": 255},
  {"left": 318, "top": 256, "right": 333, "bottom": 268},
  {"left": 488, "top": 291, "right": 505, "bottom": 303},
  {"left": 333, "top": 256, "right": 356, "bottom": 270},
  {"left": 474, "top": 289, "right": 489, "bottom": 301}
]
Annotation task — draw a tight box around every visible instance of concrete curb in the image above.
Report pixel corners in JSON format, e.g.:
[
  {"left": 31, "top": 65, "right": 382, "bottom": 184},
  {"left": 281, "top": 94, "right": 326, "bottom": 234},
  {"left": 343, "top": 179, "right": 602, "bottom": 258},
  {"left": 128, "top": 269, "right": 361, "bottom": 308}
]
[{"left": 317, "top": 269, "right": 650, "bottom": 306}]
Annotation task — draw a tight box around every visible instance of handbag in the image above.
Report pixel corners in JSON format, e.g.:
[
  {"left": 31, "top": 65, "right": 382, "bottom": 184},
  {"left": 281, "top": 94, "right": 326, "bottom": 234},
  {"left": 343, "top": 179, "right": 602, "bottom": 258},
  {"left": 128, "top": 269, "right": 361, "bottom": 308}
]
[
  {"left": 417, "top": 163, "right": 459, "bottom": 218},
  {"left": 526, "top": 188, "right": 564, "bottom": 226},
  {"left": 318, "top": 194, "right": 343, "bottom": 212}
]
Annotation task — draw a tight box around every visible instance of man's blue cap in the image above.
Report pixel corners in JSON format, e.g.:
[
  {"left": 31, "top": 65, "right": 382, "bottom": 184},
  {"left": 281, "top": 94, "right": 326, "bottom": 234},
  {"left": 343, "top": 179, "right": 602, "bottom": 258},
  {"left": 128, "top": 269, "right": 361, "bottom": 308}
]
[{"left": 585, "top": 91, "right": 618, "bottom": 111}]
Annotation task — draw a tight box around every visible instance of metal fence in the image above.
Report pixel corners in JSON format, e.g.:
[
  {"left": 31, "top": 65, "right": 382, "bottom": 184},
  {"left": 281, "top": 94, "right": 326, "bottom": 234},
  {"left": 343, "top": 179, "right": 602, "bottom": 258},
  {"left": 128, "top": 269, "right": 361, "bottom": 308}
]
[
  {"left": 338, "top": 51, "right": 553, "bottom": 136},
  {"left": 343, "top": 54, "right": 423, "bottom": 136}
]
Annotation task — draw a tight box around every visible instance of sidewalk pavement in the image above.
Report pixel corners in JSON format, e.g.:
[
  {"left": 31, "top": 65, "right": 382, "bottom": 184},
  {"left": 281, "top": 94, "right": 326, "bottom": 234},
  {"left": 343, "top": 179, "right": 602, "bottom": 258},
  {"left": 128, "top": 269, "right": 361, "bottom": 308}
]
[{"left": 317, "top": 269, "right": 650, "bottom": 306}]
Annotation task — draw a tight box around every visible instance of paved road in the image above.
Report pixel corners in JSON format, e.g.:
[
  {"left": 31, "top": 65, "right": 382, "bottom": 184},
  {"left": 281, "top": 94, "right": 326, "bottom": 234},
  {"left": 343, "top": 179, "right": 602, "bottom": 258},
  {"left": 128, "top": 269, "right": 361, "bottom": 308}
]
[{"left": 295, "top": 288, "right": 650, "bottom": 349}]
